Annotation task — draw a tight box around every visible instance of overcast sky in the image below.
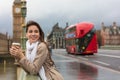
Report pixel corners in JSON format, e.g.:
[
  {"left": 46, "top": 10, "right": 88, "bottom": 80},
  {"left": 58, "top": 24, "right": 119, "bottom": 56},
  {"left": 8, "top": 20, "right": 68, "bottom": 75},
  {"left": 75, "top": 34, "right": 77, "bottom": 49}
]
[{"left": 0, "top": 0, "right": 120, "bottom": 37}]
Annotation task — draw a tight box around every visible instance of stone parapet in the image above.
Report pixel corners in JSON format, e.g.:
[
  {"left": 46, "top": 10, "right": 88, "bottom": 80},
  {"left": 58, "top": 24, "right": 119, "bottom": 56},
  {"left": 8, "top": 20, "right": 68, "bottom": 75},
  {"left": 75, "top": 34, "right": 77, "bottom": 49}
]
[
  {"left": 100, "top": 45, "right": 120, "bottom": 50},
  {"left": 17, "top": 67, "right": 41, "bottom": 80}
]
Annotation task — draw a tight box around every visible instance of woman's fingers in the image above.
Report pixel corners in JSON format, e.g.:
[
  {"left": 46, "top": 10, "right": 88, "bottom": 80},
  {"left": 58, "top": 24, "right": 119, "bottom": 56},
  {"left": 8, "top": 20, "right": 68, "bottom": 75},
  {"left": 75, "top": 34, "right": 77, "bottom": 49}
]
[
  {"left": 11, "top": 46, "right": 20, "bottom": 50},
  {"left": 9, "top": 45, "right": 25, "bottom": 60}
]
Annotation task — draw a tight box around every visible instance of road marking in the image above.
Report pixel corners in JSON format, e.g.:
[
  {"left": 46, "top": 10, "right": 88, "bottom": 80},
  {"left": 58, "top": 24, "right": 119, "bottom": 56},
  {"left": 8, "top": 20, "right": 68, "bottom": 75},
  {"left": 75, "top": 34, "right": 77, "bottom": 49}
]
[
  {"left": 97, "top": 54, "right": 120, "bottom": 59},
  {"left": 53, "top": 53, "right": 80, "bottom": 62},
  {"left": 93, "top": 60, "right": 110, "bottom": 66},
  {"left": 54, "top": 60, "right": 77, "bottom": 62},
  {"left": 79, "top": 57, "right": 89, "bottom": 60}
]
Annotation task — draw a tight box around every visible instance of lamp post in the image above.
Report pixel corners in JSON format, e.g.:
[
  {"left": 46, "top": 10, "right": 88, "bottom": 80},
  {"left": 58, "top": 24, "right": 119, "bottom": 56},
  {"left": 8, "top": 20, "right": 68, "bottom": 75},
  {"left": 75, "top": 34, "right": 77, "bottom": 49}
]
[
  {"left": 53, "top": 36, "right": 56, "bottom": 49},
  {"left": 21, "top": 0, "right": 27, "bottom": 50}
]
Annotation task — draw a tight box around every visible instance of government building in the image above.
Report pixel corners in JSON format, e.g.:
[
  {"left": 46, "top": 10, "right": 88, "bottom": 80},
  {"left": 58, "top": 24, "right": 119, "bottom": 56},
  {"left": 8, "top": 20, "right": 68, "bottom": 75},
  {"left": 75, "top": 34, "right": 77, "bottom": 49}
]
[
  {"left": 0, "top": 33, "right": 12, "bottom": 54},
  {"left": 47, "top": 23, "right": 68, "bottom": 49},
  {"left": 101, "top": 22, "right": 120, "bottom": 46}
]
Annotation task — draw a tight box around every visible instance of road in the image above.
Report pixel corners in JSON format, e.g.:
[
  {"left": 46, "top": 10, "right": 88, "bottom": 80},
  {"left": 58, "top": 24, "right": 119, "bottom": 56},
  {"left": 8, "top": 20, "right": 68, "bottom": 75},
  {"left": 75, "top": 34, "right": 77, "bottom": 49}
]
[
  {"left": 81, "top": 49, "right": 120, "bottom": 71},
  {"left": 52, "top": 49, "right": 120, "bottom": 80}
]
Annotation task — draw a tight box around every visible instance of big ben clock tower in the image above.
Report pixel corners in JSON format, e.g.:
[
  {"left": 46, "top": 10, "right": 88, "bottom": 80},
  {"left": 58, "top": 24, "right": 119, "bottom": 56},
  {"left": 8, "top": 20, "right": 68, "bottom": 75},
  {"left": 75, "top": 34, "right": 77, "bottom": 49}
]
[{"left": 12, "top": 0, "right": 26, "bottom": 43}]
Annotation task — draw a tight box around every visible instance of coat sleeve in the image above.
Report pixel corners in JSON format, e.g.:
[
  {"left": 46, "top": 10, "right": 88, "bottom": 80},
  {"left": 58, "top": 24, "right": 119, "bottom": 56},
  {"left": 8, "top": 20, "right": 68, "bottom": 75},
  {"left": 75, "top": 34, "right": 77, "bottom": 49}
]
[{"left": 19, "top": 42, "right": 48, "bottom": 75}]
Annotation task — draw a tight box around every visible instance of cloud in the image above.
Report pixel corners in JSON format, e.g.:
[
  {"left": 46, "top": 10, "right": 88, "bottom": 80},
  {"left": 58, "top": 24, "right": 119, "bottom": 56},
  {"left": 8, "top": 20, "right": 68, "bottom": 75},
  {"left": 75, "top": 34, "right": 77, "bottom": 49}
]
[{"left": 1, "top": 0, "right": 120, "bottom": 36}]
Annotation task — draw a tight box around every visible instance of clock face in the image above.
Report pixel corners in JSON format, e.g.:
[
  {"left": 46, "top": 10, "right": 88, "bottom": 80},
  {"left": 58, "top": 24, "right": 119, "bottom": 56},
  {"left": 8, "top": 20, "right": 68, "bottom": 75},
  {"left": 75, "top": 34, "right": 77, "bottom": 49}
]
[{"left": 15, "top": 7, "right": 21, "bottom": 13}]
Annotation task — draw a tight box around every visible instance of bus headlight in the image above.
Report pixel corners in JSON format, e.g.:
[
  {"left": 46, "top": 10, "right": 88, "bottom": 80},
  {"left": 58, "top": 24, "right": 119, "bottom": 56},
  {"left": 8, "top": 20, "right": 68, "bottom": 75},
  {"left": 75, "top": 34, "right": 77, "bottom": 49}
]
[{"left": 82, "top": 46, "right": 85, "bottom": 49}]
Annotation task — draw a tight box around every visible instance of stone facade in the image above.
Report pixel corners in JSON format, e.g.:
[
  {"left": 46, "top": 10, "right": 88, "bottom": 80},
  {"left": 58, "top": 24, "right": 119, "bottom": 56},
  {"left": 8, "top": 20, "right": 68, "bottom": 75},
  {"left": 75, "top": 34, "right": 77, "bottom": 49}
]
[
  {"left": 47, "top": 23, "right": 66, "bottom": 49},
  {"left": 0, "top": 33, "right": 12, "bottom": 54},
  {"left": 101, "top": 22, "right": 120, "bottom": 46}
]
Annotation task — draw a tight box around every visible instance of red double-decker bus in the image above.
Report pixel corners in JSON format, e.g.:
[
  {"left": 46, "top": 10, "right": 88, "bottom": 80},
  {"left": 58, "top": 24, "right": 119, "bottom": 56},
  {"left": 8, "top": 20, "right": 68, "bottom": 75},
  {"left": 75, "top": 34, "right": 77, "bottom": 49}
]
[{"left": 65, "top": 22, "right": 98, "bottom": 54}]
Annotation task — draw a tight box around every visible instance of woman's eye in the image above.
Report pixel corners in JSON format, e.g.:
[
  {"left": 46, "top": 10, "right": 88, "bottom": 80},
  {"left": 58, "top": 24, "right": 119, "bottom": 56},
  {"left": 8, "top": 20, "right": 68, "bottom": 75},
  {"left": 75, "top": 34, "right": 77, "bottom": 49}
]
[
  {"left": 28, "top": 30, "right": 39, "bottom": 33},
  {"left": 34, "top": 30, "right": 39, "bottom": 33},
  {"left": 29, "top": 30, "right": 33, "bottom": 33}
]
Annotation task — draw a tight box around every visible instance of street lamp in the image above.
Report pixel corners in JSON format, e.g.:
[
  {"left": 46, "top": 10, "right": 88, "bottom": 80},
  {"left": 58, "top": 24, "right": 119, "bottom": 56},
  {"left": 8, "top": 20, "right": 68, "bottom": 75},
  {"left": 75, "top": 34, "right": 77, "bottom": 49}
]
[
  {"left": 21, "top": 0, "right": 27, "bottom": 50},
  {"left": 53, "top": 36, "right": 56, "bottom": 49}
]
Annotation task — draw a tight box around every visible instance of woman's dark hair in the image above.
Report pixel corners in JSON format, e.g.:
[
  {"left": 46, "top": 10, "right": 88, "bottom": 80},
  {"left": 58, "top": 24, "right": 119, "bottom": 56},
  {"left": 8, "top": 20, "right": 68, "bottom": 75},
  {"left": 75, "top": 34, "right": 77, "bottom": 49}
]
[{"left": 26, "top": 20, "right": 44, "bottom": 42}]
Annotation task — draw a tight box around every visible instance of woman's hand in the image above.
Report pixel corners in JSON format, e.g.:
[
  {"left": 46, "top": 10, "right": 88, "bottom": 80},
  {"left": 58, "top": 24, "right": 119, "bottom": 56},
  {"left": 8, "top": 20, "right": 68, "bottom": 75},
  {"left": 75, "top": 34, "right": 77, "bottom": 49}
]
[{"left": 9, "top": 45, "right": 24, "bottom": 60}]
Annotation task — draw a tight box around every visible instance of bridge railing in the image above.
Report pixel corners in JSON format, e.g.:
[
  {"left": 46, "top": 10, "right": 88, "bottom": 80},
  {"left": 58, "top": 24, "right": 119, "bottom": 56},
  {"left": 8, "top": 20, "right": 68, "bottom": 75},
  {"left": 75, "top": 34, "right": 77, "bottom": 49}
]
[{"left": 17, "top": 67, "right": 41, "bottom": 80}]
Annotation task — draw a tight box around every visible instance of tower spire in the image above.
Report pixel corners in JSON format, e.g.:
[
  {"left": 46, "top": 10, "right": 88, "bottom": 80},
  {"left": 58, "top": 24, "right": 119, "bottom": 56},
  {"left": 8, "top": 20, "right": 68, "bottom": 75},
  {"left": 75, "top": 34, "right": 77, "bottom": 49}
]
[{"left": 14, "top": 0, "right": 21, "bottom": 4}]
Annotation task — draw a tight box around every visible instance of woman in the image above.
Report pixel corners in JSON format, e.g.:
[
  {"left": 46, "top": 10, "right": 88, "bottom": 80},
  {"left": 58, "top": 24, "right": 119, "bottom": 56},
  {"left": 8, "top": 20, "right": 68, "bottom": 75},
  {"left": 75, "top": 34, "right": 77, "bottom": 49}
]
[{"left": 10, "top": 20, "right": 64, "bottom": 80}]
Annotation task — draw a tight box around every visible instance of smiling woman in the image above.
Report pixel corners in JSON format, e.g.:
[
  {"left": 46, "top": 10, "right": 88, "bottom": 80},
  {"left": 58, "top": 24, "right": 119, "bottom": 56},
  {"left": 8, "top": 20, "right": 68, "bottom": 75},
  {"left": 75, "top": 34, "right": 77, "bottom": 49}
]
[{"left": 9, "top": 20, "right": 64, "bottom": 80}]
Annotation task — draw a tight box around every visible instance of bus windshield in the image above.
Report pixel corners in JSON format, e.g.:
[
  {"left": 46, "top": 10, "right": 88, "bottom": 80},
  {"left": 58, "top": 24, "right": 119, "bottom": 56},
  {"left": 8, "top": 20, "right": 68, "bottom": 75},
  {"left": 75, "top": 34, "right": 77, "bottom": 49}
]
[{"left": 76, "top": 27, "right": 96, "bottom": 52}]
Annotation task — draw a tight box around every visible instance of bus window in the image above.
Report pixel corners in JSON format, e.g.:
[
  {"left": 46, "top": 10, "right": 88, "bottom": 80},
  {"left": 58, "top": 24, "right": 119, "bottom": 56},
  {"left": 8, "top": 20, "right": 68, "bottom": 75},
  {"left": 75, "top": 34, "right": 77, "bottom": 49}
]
[
  {"left": 80, "top": 30, "right": 84, "bottom": 34},
  {"left": 75, "top": 39, "right": 79, "bottom": 44}
]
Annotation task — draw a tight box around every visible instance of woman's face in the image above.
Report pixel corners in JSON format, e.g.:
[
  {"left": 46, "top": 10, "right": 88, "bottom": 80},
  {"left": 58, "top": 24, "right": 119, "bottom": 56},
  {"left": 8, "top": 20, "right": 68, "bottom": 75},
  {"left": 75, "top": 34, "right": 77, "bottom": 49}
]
[{"left": 26, "top": 25, "right": 40, "bottom": 43}]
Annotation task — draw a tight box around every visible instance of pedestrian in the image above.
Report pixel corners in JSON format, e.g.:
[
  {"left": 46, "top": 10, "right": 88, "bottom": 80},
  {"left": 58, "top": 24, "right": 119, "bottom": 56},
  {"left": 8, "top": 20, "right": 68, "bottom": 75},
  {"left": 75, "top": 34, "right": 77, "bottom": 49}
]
[
  {"left": 9, "top": 20, "right": 64, "bottom": 80},
  {"left": 48, "top": 43, "right": 52, "bottom": 55}
]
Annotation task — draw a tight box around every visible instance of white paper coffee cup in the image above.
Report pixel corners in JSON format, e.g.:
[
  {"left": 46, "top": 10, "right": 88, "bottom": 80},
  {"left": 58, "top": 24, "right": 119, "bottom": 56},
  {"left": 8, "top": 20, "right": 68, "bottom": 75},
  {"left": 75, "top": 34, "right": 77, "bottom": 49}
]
[{"left": 12, "top": 42, "right": 21, "bottom": 47}]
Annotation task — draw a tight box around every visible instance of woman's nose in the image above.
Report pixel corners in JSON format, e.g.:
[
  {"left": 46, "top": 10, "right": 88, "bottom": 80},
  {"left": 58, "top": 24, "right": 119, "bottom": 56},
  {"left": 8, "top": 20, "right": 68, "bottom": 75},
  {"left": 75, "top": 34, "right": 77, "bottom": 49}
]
[{"left": 31, "top": 32, "right": 36, "bottom": 35}]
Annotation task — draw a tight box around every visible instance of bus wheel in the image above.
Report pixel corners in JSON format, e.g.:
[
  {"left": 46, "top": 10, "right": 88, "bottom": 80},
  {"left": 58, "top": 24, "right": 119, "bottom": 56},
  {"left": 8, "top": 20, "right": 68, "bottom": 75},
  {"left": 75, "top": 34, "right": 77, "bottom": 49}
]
[
  {"left": 67, "top": 52, "right": 70, "bottom": 54},
  {"left": 89, "top": 53, "right": 94, "bottom": 55}
]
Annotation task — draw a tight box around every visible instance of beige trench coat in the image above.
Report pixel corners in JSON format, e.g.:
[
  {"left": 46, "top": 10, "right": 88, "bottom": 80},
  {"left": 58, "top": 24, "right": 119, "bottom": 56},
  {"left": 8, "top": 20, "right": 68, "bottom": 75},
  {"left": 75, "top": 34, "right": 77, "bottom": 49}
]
[{"left": 19, "top": 42, "right": 64, "bottom": 80}]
